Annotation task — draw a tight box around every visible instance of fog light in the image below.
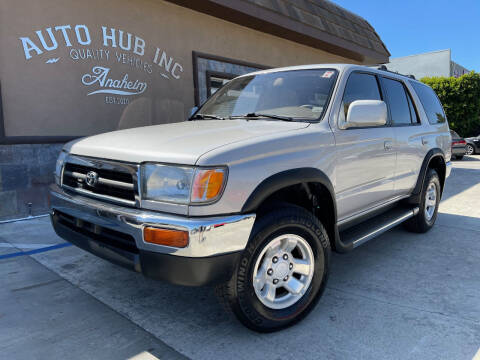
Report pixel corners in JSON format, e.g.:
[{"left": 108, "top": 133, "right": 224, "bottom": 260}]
[{"left": 144, "top": 227, "right": 189, "bottom": 248}]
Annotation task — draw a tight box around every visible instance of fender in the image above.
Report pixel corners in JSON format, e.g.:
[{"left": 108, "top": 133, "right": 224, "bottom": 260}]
[
  {"left": 241, "top": 168, "right": 335, "bottom": 213},
  {"left": 410, "top": 148, "right": 446, "bottom": 202},
  {"left": 240, "top": 168, "right": 352, "bottom": 253}
]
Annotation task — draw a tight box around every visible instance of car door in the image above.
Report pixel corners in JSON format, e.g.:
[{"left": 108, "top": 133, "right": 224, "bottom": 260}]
[
  {"left": 333, "top": 71, "right": 396, "bottom": 221},
  {"left": 380, "top": 76, "right": 424, "bottom": 196}
]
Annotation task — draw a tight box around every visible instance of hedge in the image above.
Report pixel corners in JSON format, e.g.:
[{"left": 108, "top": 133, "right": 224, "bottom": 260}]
[{"left": 421, "top": 72, "right": 480, "bottom": 137}]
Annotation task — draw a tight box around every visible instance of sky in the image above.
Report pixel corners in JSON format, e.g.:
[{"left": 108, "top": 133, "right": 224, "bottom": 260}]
[{"left": 333, "top": 0, "right": 480, "bottom": 72}]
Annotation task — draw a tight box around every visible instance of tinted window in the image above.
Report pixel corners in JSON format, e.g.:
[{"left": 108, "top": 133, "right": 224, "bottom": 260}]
[
  {"left": 342, "top": 73, "right": 381, "bottom": 118},
  {"left": 411, "top": 82, "right": 446, "bottom": 124},
  {"left": 382, "top": 78, "right": 411, "bottom": 125}
]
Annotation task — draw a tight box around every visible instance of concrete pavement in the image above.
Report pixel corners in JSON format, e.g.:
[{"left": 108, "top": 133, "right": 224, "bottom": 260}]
[{"left": 1, "top": 156, "right": 479, "bottom": 359}]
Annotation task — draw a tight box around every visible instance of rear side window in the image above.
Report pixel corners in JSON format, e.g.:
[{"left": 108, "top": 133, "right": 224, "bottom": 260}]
[
  {"left": 410, "top": 82, "right": 446, "bottom": 124},
  {"left": 342, "top": 72, "right": 381, "bottom": 118},
  {"left": 382, "top": 78, "right": 412, "bottom": 125}
]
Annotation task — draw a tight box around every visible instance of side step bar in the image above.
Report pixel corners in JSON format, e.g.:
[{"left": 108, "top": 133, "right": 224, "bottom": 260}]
[{"left": 339, "top": 206, "right": 420, "bottom": 248}]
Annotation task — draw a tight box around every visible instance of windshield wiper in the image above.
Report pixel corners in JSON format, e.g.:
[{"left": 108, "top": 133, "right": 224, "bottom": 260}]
[
  {"left": 190, "top": 113, "right": 225, "bottom": 120},
  {"left": 229, "top": 112, "right": 295, "bottom": 122}
]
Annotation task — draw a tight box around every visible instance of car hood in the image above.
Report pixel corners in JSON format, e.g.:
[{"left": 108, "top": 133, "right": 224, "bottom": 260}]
[{"left": 65, "top": 120, "right": 309, "bottom": 164}]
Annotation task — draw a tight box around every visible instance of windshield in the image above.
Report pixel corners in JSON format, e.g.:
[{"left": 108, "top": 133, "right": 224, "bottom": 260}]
[{"left": 196, "top": 69, "right": 338, "bottom": 121}]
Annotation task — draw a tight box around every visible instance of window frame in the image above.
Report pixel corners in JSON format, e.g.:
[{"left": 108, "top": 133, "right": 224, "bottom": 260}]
[
  {"left": 338, "top": 70, "right": 388, "bottom": 130},
  {"left": 379, "top": 75, "right": 421, "bottom": 127},
  {"left": 406, "top": 86, "right": 421, "bottom": 125}
]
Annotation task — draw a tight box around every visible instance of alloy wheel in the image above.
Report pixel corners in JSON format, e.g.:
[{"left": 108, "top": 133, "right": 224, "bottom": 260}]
[
  {"left": 424, "top": 182, "right": 437, "bottom": 221},
  {"left": 252, "top": 234, "right": 314, "bottom": 310},
  {"left": 466, "top": 144, "right": 474, "bottom": 155}
]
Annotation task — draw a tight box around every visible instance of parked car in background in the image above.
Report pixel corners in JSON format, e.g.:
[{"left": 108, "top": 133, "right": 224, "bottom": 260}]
[
  {"left": 465, "top": 134, "right": 480, "bottom": 155},
  {"left": 450, "top": 130, "right": 466, "bottom": 160}
]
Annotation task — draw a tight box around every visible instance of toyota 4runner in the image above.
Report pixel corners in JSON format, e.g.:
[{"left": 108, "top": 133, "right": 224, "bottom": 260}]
[{"left": 50, "top": 64, "right": 452, "bottom": 332}]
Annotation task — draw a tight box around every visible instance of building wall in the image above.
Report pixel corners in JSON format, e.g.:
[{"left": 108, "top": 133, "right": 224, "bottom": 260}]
[
  {"left": 451, "top": 61, "right": 470, "bottom": 78},
  {"left": 385, "top": 49, "right": 452, "bottom": 79},
  {"left": 0, "top": 144, "right": 63, "bottom": 219},
  {"left": 0, "top": 0, "right": 363, "bottom": 220},
  {"left": 0, "top": 0, "right": 359, "bottom": 139}
]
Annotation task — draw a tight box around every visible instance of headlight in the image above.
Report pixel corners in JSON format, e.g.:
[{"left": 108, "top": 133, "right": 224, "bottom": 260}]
[
  {"left": 141, "top": 164, "right": 227, "bottom": 204},
  {"left": 142, "top": 164, "right": 194, "bottom": 204},
  {"left": 55, "top": 150, "right": 68, "bottom": 185}
]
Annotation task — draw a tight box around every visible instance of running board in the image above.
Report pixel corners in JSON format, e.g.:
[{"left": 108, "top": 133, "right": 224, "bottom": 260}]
[{"left": 339, "top": 206, "right": 420, "bottom": 248}]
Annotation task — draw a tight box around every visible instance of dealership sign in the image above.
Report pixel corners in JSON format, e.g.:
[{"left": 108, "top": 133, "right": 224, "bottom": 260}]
[
  {"left": 81, "top": 66, "right": 147, "bottom": 96},
  {"left": 19, "top": 25, "right": 184, "bottom": 103}
]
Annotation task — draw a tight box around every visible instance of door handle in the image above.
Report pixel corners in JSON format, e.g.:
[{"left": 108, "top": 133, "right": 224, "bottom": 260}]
[
  {"left": 384, "top": 141, "right": 393, "bottom": 151},
  {"left": 422, "top": 137, "right": 429, "bottom": 145}
]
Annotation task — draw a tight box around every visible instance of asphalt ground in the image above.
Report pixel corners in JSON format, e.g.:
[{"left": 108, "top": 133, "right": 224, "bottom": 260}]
[{"left": 1, "top": 155, "right": 479, "bottom": 360}]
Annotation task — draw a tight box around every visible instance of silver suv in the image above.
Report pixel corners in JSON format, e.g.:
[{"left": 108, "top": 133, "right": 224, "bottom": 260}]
[{"left": 50, "top": 64, "right": 452, "bottom": 332}]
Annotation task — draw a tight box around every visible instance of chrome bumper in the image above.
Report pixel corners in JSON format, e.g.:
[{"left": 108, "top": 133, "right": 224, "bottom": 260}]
[{"left": 49, "top": 184, "right": 255, "bottom": 258}]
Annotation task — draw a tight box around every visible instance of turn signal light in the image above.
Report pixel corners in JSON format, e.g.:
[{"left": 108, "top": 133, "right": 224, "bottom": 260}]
[
  {"left": 144, "top": 227, "right": 189, "bottom": 248},
  {"left": 191, "top": 168, "right": 226, "bottom": 202}
]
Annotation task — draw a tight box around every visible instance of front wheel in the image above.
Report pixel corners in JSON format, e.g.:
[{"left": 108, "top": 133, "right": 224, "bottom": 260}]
[{"left": 217, "top": 205, "right": 330, "bottom": 332}]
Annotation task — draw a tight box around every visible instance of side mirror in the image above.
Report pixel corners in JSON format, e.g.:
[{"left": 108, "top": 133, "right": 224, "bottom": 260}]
[
  {"left": 190, "top": 106, "right": 199, "bottom": 117},
  {"left": 344, "top": 100, "right": 387, "bottom": 129}
]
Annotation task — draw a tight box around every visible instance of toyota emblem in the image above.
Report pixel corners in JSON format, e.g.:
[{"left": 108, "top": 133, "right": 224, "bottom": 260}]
[{"left": 85, "top": 171, "right": 99, "bottom": 187}]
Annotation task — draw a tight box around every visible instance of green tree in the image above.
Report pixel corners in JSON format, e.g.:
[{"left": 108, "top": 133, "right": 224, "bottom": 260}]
[{"left": 421, "top": 72, "right": 480, "bottom": 137}]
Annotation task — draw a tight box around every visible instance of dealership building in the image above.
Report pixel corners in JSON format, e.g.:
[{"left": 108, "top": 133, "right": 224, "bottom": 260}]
[{"left": 0, "top": 0, "right": 390, "bottom": 220}]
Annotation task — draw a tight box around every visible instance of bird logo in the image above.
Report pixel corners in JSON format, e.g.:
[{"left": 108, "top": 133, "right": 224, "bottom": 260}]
[{"left": 46, "top": 58, "right": 60, "bottom": 64}]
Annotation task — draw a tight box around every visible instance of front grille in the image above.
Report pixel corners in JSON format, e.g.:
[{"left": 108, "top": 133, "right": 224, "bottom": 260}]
[
  {"left": 55, "top": 210, "right": 139, "bottom": 254},
  {"left": 62, "top": 158, "right": 137, "bottom": 206}
]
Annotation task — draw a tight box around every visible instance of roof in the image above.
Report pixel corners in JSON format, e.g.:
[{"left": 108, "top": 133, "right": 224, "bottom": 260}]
[
  {"left": 164, "top": 0, "right": 390, "bottom": 64},
  {"left": 239, "top": 63, "right": 354, "bottom": 76},
  {"left": 238, "top": 63, "right": 419, "bottom": 82}
]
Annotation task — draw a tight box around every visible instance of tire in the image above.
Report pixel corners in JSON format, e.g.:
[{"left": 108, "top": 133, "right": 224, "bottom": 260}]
[
  {"left": 404, "top": 168, "right": 441, "bottom": 233},
  {"left": 216, "top": 204, "right": 330, "bottom": 332},
  {"left": 465, "top": 144, "right": 474, "bottom": 156}
]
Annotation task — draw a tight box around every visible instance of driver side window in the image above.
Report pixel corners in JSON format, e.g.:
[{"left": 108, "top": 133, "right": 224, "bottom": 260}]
[{"left": 340, "top": 72, "right": 382, "bottom": 124}]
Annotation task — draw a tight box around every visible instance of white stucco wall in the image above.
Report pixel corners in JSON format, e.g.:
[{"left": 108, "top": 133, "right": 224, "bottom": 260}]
[{"left": 385, "top": 49, "right": 452, "bottom": 79}]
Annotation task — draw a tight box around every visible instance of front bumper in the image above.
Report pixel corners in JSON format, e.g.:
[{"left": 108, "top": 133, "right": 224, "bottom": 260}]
[{"left": 49, "top": 184, "right": 255, "bottom": 286}]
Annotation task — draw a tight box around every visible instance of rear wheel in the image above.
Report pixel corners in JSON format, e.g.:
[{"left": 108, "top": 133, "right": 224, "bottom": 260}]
[
  {"left": 405, "top": 169, "right": 441, "bottom": 233},
  {"left": 216, "top": 205, "right": 330, "bottom": 332},
  {"left": 466, "top": 144, "right": 474, "bottom": 155}
]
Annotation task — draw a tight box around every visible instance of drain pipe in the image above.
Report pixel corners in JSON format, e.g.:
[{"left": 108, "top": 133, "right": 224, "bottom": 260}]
[{"left": 0, "top": 214, "right": 49, "bottom": 224}]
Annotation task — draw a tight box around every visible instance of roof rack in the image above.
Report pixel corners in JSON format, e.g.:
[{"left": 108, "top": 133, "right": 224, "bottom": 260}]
[{"left": 376, "top": 65, "right": 416, "bottom": 80}]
